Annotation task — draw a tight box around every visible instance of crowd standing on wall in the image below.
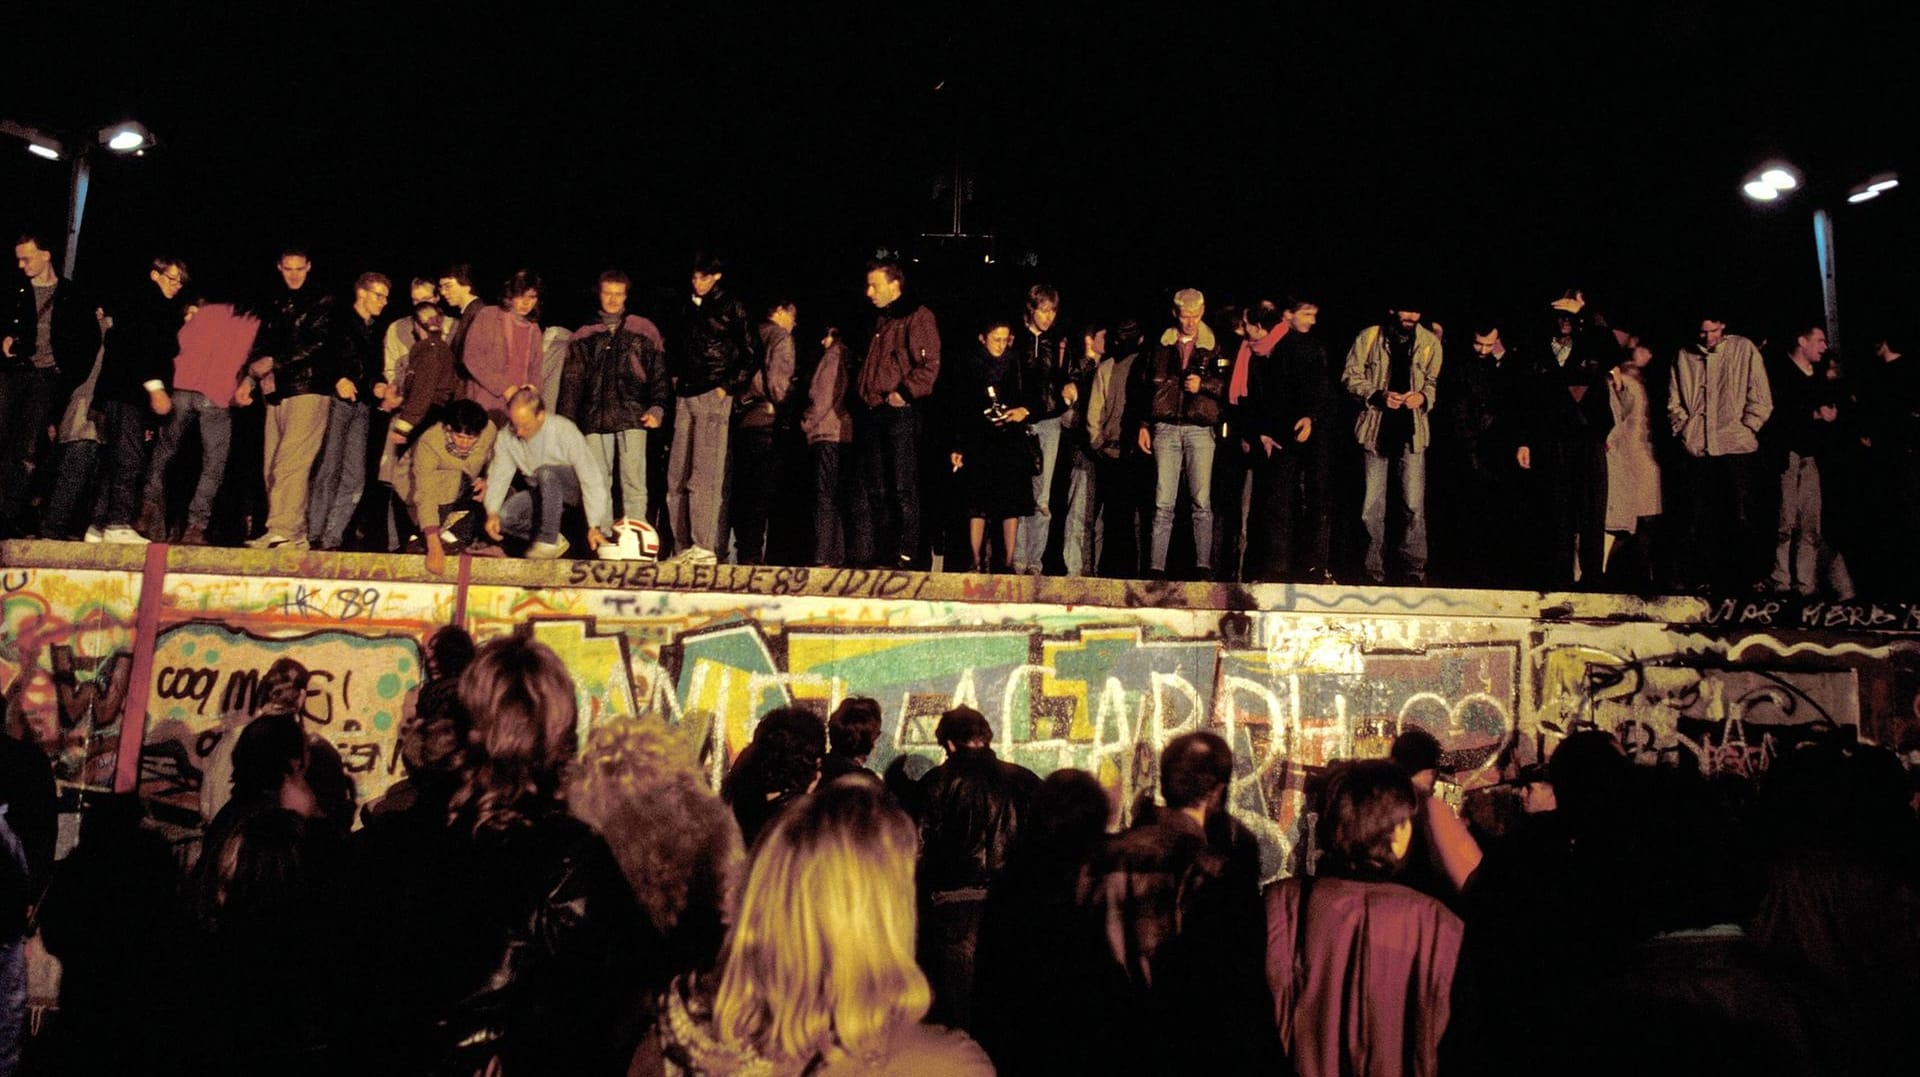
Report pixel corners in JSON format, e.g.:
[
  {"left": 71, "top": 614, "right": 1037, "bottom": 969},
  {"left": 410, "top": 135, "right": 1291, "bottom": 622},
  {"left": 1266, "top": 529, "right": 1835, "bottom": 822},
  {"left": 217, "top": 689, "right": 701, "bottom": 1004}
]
[{"left": 8, "top": 231, "right": 1917, "bottom": 599}]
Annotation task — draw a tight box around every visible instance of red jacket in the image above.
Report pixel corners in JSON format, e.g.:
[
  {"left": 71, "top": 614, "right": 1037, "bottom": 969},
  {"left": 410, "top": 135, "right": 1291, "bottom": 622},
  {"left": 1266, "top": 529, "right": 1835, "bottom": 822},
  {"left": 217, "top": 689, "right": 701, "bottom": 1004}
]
[
  {"left": 1265, "top": 876, "right": 1463, "bottom": 1077},
  {"left": 855, "top": 300, "right": 940, "bottom": 408}
]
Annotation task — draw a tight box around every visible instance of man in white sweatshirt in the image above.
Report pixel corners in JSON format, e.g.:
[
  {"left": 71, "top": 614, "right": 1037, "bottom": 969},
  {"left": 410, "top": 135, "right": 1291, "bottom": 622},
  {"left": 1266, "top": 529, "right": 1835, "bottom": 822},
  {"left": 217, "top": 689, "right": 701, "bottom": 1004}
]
[{"left": 482, "top": 387, "right": 612, "bottom": 559}]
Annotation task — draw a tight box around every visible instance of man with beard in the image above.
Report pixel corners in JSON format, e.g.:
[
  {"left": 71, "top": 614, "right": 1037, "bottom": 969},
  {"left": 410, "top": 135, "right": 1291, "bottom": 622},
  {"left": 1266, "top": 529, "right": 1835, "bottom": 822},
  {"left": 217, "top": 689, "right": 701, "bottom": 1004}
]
[
  {"left": 1343, "top": 304, "right": 1443, "bottom": 585},
  {"left": 1514, "top": 291, "right": 1617, "bottom": 589}
]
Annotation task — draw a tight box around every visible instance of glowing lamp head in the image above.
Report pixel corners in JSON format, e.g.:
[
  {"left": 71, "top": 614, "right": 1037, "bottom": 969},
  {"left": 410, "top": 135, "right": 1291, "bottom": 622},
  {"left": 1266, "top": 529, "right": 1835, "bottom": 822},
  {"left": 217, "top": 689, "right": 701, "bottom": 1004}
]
[
  {"left": 1759, "top": 167, "right": 1799, "bottom": 191},
  {"left": 1743, "top": 180, "right": 1780, "bottom": 202}
]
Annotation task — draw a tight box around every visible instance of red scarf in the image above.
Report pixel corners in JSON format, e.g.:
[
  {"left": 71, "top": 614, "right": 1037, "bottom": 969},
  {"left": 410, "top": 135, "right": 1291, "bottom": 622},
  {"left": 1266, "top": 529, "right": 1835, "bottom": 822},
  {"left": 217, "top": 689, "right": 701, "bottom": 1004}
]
[{"left": 1229, "top": 322, "right": 1289, "bottom": 404}]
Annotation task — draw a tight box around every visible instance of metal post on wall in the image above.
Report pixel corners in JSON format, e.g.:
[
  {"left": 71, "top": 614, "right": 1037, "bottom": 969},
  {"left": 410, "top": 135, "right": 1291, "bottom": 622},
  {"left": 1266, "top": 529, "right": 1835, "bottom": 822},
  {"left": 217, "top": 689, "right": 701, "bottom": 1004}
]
[
  {"left": 1813, "top": 206, "right": 1840, "bottom": 358},
  {"left": 63, "top": 149, "right": 92, "bottom": 280}
]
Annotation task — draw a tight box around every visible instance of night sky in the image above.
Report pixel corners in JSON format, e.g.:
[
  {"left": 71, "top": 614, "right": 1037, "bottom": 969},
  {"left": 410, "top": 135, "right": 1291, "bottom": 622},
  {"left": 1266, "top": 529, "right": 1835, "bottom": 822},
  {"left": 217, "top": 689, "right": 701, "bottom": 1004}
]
[{"left": 9, "top": 2, "right": 1918, "bottom": 353}]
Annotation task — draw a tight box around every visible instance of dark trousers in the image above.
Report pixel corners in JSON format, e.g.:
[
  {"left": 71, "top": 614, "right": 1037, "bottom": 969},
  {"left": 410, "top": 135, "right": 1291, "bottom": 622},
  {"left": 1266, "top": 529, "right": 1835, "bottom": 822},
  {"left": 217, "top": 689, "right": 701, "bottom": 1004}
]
[
  {"left": 1679, "top": 451, "right": 1765, "bottom": 590},
  {"left": 1249, "top": 446, "right": 1302, "bottom": 581},
  {"left": 40, "top": 440, "right": 99, "bottom": 540},
  {"left": 0, "top": 366, "right": 58, "bottom": 533},
  {"left": 1212, "top": 437, "right": 1252, "bottom": 581},
  {"left": 811, "top": 441, "right": 846, "bottom": 566},
  {"left": 89, "top": 400, "right": 150, "bottom": 530},
  {"left": 729, "top": 423, "right": 776, "bottom": 564},
  {"left": 1094, "top": 453, "right": 1149, "bottom": 577},
  {"left": 850, "top": 403, "right": 921, "bottom": 565},
  {"left": 1542, "top": 436, "right": 1609, "bottom": 588}
]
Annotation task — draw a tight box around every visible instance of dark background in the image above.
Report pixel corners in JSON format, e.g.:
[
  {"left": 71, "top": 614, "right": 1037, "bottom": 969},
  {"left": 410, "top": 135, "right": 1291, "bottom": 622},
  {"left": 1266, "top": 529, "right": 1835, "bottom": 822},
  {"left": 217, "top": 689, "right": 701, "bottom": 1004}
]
[{"left": 8, "top": 1, "right": 1917, "bottom": 355}]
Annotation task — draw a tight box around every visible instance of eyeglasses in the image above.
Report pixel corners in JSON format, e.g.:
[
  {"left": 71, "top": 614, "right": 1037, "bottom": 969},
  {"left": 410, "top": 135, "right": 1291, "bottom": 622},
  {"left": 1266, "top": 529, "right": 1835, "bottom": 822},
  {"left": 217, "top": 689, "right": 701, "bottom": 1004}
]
[
  {"left": 369, "top": 290, "right": 391, "bottom": 300},
  {"left": 158, "top": 270, "right": 187, "bottom": 285}
]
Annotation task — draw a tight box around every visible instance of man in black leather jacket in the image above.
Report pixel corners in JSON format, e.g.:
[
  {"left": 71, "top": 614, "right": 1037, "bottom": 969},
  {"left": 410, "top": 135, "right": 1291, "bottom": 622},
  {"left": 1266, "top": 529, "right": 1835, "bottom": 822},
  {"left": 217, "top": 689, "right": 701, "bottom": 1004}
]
[
  {"left": 914, "top": 705, "right": 1040, "bottom": 1029},
  {"left": 237, "top": 250, "right": 336, "bottom": 549},
  {"left": 664, "top": 251, "right": 759, "bottom": 564}
]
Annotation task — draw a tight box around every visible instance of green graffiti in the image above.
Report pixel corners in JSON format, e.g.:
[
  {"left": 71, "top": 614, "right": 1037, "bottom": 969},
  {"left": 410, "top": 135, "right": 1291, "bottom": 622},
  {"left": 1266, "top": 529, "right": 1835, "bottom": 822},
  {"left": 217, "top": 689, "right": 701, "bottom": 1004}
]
[{"left": 377, "top": 673, "right": 402, "bottom": 699}]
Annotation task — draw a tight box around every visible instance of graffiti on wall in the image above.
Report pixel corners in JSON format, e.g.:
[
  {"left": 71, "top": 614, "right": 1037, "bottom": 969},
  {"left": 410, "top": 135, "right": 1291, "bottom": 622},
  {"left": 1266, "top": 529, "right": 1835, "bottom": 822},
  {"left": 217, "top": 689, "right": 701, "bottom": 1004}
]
[
  {"left": 5, "top": 552, "right": 1920, "bottom": 880},
  {"left": 0, "top": 567, "right": 138, "bottom": 788},
  {"left": 139, "top": 622, "right": 424, "bottom": 823}
]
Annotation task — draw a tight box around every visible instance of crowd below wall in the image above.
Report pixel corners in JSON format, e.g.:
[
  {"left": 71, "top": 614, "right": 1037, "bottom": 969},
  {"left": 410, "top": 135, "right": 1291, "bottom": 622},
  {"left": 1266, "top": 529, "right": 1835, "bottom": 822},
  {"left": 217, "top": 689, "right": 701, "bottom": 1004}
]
[
  {"left": 0, "top": 623, "right": 1916, "bottom": 1075},
  {"left": 9, "top": 235, "right": 1917, "bottom": 600}
]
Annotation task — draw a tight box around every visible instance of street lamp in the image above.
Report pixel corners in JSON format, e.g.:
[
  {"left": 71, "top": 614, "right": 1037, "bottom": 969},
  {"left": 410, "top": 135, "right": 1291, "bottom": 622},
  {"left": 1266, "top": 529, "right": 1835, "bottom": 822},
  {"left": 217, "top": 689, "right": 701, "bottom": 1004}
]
[
  {"left": 1741, "top": 161, "right": 1899, "bottom": 361},
  {"left": 1, "top": 117, "right": 159, "bottom": 278}
]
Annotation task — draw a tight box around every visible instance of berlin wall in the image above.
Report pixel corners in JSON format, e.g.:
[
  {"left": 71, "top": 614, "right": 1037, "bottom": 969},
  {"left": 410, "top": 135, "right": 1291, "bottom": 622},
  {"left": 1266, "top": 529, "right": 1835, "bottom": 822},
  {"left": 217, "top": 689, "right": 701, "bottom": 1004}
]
[{"left": 5, "top": 540, "right": 1919, "bottom": 880}]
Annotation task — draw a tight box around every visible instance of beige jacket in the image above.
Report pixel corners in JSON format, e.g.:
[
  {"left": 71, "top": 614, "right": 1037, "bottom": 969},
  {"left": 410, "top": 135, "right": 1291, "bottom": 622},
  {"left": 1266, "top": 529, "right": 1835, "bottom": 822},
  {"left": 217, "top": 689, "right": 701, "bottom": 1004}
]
[
  {"left": 1667, "top": 334, "right": 1772, "bottom": 457},
  {"left": 395, "top": 422, "right": 496, "bottom": 533},
  {"left": 1342, "top": 323, "right": 1443, "bottom": 453}
]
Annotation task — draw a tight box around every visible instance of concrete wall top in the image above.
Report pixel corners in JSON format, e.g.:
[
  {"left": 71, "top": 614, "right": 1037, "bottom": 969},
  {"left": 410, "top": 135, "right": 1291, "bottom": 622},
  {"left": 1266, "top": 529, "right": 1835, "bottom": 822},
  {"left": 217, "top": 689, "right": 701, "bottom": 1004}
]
[{"left": 8, "top": 539, "right": 1915, "bottom": 634}]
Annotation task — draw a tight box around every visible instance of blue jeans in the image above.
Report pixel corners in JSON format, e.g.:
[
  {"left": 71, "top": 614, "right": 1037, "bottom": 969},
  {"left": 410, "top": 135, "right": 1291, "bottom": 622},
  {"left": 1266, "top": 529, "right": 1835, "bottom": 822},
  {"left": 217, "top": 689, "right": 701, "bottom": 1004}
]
[
  {"left": 1016, "top": 416, "right": 1063, "bottom": 571},
  {"left": 590, "top": 428, "right": 648, "bottom": 521},
  {"left": 308, "top": 398, "right": 370, "bottom": 548},
  {"left": 498, "top": 464, "right": 581, "bottom": 545},
  {"left": 144, "top": 389, "right": 233, "bottom": 530},
  {"left": 1150, "top": 422, "right": 1215, "bottom": 572},
  {"left": 1361, "top": 445, "right": 1427, "bottom": 581},
  {"left": 1061, "top": 448, "right": 1099, "bottom": 576}
]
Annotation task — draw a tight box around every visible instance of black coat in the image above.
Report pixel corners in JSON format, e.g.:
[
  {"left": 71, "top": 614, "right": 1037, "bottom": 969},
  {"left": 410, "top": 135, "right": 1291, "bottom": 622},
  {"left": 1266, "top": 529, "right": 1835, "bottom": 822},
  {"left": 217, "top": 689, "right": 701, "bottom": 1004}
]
[
  {"left": 3, "top": 272, "right": 102, "bottom": 405},
  {"left": 916, "top": 746, "right": 1042, "bottom": 893},
  {"left": 558, "top": 315, "right": 669, "bottom": 434},
  {"left": 670, "top": 285, "right": 758, "bottom": 397},
  {"left": 94, "top": 282, "right": 184, "bottom": 406},
  {"left": 1519, "top": 327, "right": 1618, "bottom": 448},
  {"left": 1242, "top": 331, "right": 1333, "bottom": 448},
  {"left": 247, "top": 286, "right": 336, "bottom": 401}
]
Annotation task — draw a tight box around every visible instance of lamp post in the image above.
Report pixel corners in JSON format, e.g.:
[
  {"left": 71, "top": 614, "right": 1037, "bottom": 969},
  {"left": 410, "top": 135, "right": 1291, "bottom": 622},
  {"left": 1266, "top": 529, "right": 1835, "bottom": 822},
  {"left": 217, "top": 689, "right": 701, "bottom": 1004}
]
[
  {"left": 1, "top": 118, "right": 157, "bottom": 278},
  {"left": 1743, "top": 162, "right": 1900, "bottom": 360}
]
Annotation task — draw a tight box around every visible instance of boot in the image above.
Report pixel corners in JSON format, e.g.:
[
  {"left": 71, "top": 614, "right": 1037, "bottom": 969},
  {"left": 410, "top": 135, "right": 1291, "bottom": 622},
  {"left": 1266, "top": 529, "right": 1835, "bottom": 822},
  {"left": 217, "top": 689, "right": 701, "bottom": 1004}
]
[{"left": 138, "top": 503, "right": 168, "bottom": 541}]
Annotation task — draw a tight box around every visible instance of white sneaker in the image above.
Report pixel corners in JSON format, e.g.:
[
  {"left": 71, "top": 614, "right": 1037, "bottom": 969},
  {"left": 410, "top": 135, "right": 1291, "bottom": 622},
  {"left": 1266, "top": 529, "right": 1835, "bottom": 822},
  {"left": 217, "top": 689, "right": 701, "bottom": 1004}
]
[
  {"left": 526, "top": 536, "right": 571, "bottom": 560},
  {"left": 681, "top": 545, "right": 717, "bottom": 565},
  {"left": 83, "top": 527, "right": 106, "bottom": 543},
  {"left": 101, "top": 525, "right": 150, "bottom": 545},
  {"left": 245, "top": 532, "right": 286, "bottom": 549}
]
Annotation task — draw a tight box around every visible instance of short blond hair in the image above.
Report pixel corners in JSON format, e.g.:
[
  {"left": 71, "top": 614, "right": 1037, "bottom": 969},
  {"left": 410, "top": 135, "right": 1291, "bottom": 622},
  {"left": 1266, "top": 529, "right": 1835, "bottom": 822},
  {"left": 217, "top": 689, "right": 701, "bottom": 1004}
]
[
  {"left": 712, "top": 781, "right": 928, "bottom": 1064},
  {"left": 1173, "top": 287, "right": 1206, "bottom": 314}
]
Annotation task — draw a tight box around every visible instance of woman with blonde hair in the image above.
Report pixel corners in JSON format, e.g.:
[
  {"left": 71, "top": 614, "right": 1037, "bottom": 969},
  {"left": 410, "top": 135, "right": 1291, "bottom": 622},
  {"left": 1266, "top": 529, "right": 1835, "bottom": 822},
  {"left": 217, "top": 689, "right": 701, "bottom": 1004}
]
[
  {"left": 644, "top": 779, "right": 992, "bottom": 1076},
  {"left": 569, "top": 716, "right": 745, "bottom": 1012},
  {"left": 433, "top": 634, "right": 646, "bottom": 1076}
]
